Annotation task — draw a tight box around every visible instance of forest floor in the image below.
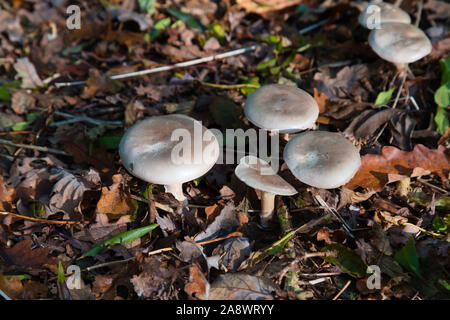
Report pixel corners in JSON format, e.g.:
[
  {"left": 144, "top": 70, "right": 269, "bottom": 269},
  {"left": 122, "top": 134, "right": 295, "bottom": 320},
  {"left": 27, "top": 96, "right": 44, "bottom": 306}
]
[{"left": 0, "top": 0, "right": 449, "bottom": 300}]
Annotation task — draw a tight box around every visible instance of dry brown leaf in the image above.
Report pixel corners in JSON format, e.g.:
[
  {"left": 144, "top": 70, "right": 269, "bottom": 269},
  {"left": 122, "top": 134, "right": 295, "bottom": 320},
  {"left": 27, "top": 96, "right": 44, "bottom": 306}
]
[
  {"left": 96, "top": 174, "right": 136, "bottom": 217},
  {"left": 13, "top": 57, "right": 43, "bottom": 89},
  {"left": 236, "top": 0, "right": 302, "bottom": 15},
  {"left": 0, "top": 176, "right": 15, "bottom": 211},
  {"left": 314, "top": 88, "right": 328, "bottom": 114},
  {"left": 345, "top": 144, "right": 450, "bottom": 191},
  {"left": 0, "top": 239, "right": 58, "bottom": 270},
  {"left": 184, "top": 263, "right": 209, "bottom": 299}
]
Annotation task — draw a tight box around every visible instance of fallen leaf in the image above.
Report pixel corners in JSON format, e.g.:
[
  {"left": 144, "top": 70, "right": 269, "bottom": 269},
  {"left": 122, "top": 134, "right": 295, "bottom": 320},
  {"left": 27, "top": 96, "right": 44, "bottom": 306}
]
[
  {"left": 314, "top": 88, "right": 328, "bottom": 114},
  {"left": 313, "top": 64, "right": 369, "bottom": 100},
  {"left": 0, "top": 239, "right": 58, "bottom": 269},
  {"left": 48, "top": 168, "right": 101, "bottom": 220},
  {"left": 184, "top": 263, "right": 209, "bottom": 299},
  {"left": 207, "top": 273, "right": 278, "bottom": 300},
  {"left": 96, "top": 174, "right": 136, "bottom": 217},
  {"left": 345, "top": 144, "right": 450, "bottom": 191},
  {"left": 13, "top": 57, "right": 43, "bottom": 89},
  {"left": 236, "top": 0, "right": 302, "bottom": 15},
  {"left": 0, "top": 176, "right": 15, "bottom": 211},
  {"left": 130, "top": 256, "right": 177, "bottom": 298}
]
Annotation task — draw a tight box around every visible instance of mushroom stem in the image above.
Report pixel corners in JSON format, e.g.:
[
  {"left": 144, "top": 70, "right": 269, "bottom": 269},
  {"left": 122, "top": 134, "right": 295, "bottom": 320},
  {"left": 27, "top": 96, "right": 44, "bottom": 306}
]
[
  {"left": 281, "top": 133, "right": 293, "bottom": 141},
  {"left": 260, "top": 191, "right": 276, "bottom": 227},
  {"left": 164, "top": 184, "right": 186, "bottom": 202}
]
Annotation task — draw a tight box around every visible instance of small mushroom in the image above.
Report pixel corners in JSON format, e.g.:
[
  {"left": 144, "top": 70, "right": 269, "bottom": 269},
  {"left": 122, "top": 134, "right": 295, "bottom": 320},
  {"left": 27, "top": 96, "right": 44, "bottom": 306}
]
[
  {"left": 359, "top": 1, "right": 411, "bottom": 29},
  {"left": 244, "top": 84, "right": 319, "bottom": 140},
  {"left": 283, "top": 131, "right": 361, "bottom": 189},
  {"left": 368, "top": 22, "right": 431, "bottom": 72},
  {"left": 235, "top": 155, "right": 297, "bottom": 227},
  {"left": 119, "top": 114, "right": 220, "bottom": 202}
]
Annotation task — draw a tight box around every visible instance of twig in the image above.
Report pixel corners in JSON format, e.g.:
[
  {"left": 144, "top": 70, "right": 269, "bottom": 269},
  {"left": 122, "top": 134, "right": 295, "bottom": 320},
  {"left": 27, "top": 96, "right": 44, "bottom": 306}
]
[
  {"left": 314, "top": 195, "right": 356, "bottom": 239},
  {"left": 417, "top": 178, "right": 449, "bottom": 195},
  {"left": 278, "top": 251, "right": 337, "bottom": 283},
  {"left": 0, "top": 211, "right": 89, "bottom": 225},
  {"left": 0, "top": 131, "right": 32, "bottom": 136},
  {"left": 198, "top": 81, "right": 260, "bottom": 90},
  {"left": 332, "top": 279, "right": 351, "bottom": 300},
  {"left": 414, "top": 0, "right": 423, "bottom": 27},
  {"left": 0, "top": 289, "right": 12, "bottom": 300},
  {"left": 0, "top": 138, "right": 70, "bottom": 156},
  {"left": 46, "top": 110, "right": 122, "bottom": 127},
  {"left": 54, "top": 45, "right": 259, "bottom": 88},
  {"left": 299, "top": 19, "right": 328, "bottom": 35},
  {"left": 399, "top": 221, "right": 443, "bottom": 238}
]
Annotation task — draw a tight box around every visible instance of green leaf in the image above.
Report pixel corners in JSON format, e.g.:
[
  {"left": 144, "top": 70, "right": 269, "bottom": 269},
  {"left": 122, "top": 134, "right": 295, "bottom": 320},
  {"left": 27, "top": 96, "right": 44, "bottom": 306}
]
[
  {"left": 256, "top": 58, "right": 277, "bottom": 71},
  {"left": 394, "top": 237, "right": 421, "bottom": 277},
  {"left": 435, "top": 82, "right": 450, "bottom": 108},
  {"left": 29, "top": 199, "right": 46, "bottom": 219},
  {"left": 261, "top": 35, "right": 281, "bottom": 44},
  {"left": 439, "top": 57, "right": 450, "bottom": 85},
  {"left": 57, "top": 261, "right": 65, "bottom": 284},
  {"left": 166, "top": 8, "right": 206, "bottom": 31},
  {"left": 80, "top": 224, "right": 159, "bottom": 258},
  {"left": 97, "top": 135, "right": 122, "bottom": 149},
  {"left": 138, "top": 0, "right": 156, "bottom": 15},
  {"left": 320, "top": 243, "right": 367, "bottom": 278},
  {"left": 375, "top": 87, "right": 396, "bottom": 107},
  {"left": 434, "top": 105, "right": 449, "bottom": 135},
  {"left": 211, "top": 23, "right": 226, "bottom": 43},
  {"left": 239, "top": 76, "right": 260, "bottom": 97},
  {"left": 145, "top": 17, "right": 171, "bottom": 43},
  {"left": 431, "top": 214, "right": 447, "bottom": 232},
  {"left": 4, "top": 274, "right": 32, "bottom": 281},
  {"left": 0, "top": 86, "right": 11, "bottom": 101}
]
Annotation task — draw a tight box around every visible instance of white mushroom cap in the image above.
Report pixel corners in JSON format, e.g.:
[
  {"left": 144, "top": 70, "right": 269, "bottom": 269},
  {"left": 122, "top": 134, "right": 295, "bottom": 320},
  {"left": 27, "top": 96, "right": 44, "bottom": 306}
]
[
  {"left": 283, "top": 131, "right": 361, "bottom": 189},
  {"left": 119, "top": 114, "right": 220, "bottom": 186},
  {"left": 359, "top": 2, "right": 411, "bottom": 29},
  {"left": 368, "top": 23, "right": 432, "bottom": 64},
  {"left": 244, "top": 84, "right": 319, "bottom": 134},
  {"left": 235, "top": 155, "right": 297, "bottom": 195}
]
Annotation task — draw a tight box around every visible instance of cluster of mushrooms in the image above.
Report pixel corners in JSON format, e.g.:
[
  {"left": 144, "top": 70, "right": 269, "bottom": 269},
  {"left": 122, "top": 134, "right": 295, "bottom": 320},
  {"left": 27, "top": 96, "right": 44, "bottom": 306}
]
[
  {"left": 118, "top": 0, "right": 433, "bottom": 228},
  {"left": 359, "top": 0, "right": 431, "bottom": 74},
  {"left": 119, "top": 84, "right": 361, "bottom": 228}
]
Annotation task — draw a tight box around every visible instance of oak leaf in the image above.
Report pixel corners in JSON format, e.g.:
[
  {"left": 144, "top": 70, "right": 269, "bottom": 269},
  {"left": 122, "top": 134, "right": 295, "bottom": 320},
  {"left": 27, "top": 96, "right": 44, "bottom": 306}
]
[{"left": 345, "top": 144, "right": 450, "bottom": 191}]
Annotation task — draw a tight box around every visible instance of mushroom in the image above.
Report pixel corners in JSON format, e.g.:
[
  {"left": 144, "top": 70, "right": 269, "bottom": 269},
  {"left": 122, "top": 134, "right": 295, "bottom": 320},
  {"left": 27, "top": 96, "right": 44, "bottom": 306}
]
[
  {"left": 244, "top": 84, "right": 319, "bottom": 140},
  {"left": 283, "top": 131, "right": 361, "bottom": 189},
  {"left": 359, "top": 1, "right": 411, "bottom": 29},
  {"left": 235, "top": 155, "right": 297, "bottom": 227},
  {"left": 368, "top": 22, "right": 431, "bottom": 73},
  {"left": 119, "top": 114, "right": 220, "bottom": 202}
]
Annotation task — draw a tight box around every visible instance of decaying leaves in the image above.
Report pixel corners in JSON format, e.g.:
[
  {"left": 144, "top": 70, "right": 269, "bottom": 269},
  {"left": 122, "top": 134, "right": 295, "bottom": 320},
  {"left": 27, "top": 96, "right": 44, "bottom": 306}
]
[{"left": 346, "top": 145, "right": 450, "bottom": 191}]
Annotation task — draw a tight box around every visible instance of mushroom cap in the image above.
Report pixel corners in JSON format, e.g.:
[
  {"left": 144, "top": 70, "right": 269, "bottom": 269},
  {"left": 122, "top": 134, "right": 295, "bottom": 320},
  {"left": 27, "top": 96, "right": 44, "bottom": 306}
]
[
  {"left": 368, "top": 23, "right": 432, "bottom": 64},
  {"left": 359, "top": 2, "right": 411, "bottom": 29},
  {"left": 244, "top": 84, "right": 319, "bottom": 133},
  {"left": 119, "top": 114, "right": 220, "bottom": 186},
  {"left": 283, "top": 131, "right": 361, "bottom": 189},
  {"left": 235, "top": 155, "right": 297, "bottom": 196}
]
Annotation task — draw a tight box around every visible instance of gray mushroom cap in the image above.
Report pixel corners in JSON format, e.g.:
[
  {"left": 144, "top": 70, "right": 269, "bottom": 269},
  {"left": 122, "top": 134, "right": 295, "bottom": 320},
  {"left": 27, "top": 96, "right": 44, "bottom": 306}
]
[
  {"left": 368, "top": 23, "right": 432, "bottom": 64},
  {"left": 283, "top": 131, "right": 361, "bottom": 189},
  {"left": 359, "top": 2, "right": 411, "bottom": 29},
  {"left": 235, "top": 155, "right": 297, "bottom": 195},
  {"left": 244, "top": 84, "right": 319, "bottom": 133},
  {"left": 119, "top": 114, "right": 220, "bottom": 186}
]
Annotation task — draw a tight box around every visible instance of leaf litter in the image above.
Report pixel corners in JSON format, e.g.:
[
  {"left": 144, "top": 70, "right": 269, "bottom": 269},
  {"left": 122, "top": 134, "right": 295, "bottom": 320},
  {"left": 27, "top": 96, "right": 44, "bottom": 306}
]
[{"left": 0, "top": 0, "right": 449, "bottom": 301}]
